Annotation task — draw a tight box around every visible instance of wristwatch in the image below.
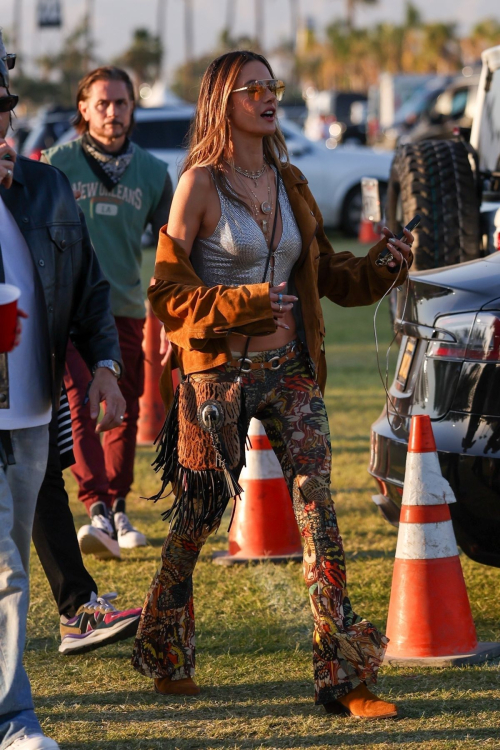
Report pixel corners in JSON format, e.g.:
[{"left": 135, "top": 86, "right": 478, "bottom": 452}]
[{"left": 92, "top": 359, "right": 122, "bottom": 378}]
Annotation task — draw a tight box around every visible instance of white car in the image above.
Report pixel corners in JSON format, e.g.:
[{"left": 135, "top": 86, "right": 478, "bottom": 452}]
[
  {"left": 54, "top": 106, "right": 393, "bottom": 234},
  {"left": 280, "top": 119, "right": 393, "bottom": 233}
]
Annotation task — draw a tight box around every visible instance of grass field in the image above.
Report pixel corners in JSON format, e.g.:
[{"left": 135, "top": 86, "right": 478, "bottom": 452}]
[{"left": 27, "top": 236, "right": 500, "bottom": 749}]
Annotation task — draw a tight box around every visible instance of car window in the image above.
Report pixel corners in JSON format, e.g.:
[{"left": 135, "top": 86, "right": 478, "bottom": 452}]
[
  {"left": 131, "top": 118, "right": 192, "bottom": 150},
  {"left": 450, "top": 89, "right": 468, "bottom": 118}
]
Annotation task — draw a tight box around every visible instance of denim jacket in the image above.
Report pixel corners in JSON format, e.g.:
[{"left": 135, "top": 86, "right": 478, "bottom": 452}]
[{"left": 0, "top": 156, "right": 121, "bottom": 411}]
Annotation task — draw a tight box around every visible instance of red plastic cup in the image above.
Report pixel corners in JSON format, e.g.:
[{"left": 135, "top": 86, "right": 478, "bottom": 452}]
[{"left": 0, "top": 283, "right": 21, "bottom": 353}]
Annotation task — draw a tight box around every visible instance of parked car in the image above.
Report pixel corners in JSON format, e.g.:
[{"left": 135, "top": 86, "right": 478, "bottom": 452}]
[
  {"left": 369, "top": 252, "right": 500, "bottom": 568},
  {"left": 280, "top": 119, "right": 392, "bottom": 234},
  {"left": 21, "top": 106, "right": 75, "bottom": 160},
  {"left": 377, "top": 76, "right": 452, "bottom": 149},
  {"left": 304, "top": 90, "right": 368, "bottom": 146},
  {"left": 375, "top": 72, "right": 478, "bottom": 150},
  {"left": 54, "top": 108, "right": 394, "bottom": 235},
  {"left": 397, "top": 74, "right": 479, "bottom": 146},
  {"left": 367, "top": 73, "right": 437, "bottom": 146}
]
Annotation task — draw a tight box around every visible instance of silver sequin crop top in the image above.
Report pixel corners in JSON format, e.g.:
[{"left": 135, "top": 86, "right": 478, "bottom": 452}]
[{"left": 190, "top": 168, "right": 302, "bottom": 288}]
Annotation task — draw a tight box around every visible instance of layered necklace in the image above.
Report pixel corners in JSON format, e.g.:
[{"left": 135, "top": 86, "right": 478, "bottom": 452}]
[
  {"left": 228, "top": 161, "right": 274, "bottom": 240},
  {"left": 233, "top": 163, "right": 266, "bottom": 185}
]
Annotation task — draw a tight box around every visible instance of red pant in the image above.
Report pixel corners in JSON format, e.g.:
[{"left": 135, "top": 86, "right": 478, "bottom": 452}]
[{"left": 64, "top": 316, "right": 145, "bottom": 515}]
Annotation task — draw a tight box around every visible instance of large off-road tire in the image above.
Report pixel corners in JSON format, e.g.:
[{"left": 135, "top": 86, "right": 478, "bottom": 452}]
[{"left": 386, "top": 140, "right": 480, "bottom": 270}]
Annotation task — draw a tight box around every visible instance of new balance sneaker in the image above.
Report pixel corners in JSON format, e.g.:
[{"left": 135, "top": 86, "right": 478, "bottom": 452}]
[
  {"left": 77, "top": 501, "right": 121, "bottom": 560},
  {"left": 59, "top": 592, "right": 142, "bottom": 655},
  {"left": 112, "top": 498, "right": 147, "bottom": 549},
  {"left": 8, "top": 734, "right": 59, "bottom": 749}
]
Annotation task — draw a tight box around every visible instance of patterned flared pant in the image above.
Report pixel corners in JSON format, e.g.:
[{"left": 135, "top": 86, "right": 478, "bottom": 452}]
[{"left": 132, "top": 345, "right": 388, "bottom": 704}]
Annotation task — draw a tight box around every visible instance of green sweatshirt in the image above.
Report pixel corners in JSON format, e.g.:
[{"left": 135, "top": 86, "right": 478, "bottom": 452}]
[{"left": 43, "top": 137, "right": 169, "bottom": 319}]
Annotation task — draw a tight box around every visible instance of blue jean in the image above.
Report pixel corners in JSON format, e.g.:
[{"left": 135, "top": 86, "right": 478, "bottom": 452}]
[{"left": 0, "top": 426, "right": 49, "bottom": 749}]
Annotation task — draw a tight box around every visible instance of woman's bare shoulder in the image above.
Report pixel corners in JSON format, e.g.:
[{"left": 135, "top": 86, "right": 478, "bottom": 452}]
[{"left": 178, "top": 165, "right": 213, "bottom": 192}]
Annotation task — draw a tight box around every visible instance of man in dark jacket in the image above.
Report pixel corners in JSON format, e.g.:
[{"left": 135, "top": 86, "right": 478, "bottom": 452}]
[{"left": 0, "top": 36, "right": 125, "bottom": 750}]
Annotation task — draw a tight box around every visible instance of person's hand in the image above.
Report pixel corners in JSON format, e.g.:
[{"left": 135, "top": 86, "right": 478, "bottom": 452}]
[
  {"left": 73, "top": 189, "right": 82, "bottom": 200},
  {"left": 160, "top": 325, "right": 172, "bottom": 367},
  {"left": 12, "top": 308, "right": 28, "bottom": 349},
  {"left": 0, "top": 139, "right": 16, "bottom": 189},
  {"left": 269, "top": 282, "right": 298, "bottom": 330},
  {"left": 381, "top": 226, "right": 414, "bottom": 269},
  {"left": 88, "top": 368, "right": 126, "bottom": 433}
]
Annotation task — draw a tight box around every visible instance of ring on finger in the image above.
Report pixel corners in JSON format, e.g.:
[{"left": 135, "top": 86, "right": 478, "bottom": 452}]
[
  {"left": 6, "top": 169, "right": 12, "bottom": 178},
  {"left": 279, "top": 303, "right": 282, "bottom": 312}
]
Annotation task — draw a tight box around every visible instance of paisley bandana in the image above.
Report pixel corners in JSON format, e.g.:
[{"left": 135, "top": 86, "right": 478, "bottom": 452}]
[{"left": 81, "top": 132, "right": 135, "bottom": 192}]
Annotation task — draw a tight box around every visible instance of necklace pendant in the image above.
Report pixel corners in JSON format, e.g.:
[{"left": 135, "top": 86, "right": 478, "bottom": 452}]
[
  {"left": 261, "top": 201, "right": 272, "bottom": 215},
  {"left": 262, "top": 219, "right": 269, "bottom": 234}
]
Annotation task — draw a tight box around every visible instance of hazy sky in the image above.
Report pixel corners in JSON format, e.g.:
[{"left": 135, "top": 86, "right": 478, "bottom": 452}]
[{"left": 1, "top": 0, "right": 499, "bottom": 81}]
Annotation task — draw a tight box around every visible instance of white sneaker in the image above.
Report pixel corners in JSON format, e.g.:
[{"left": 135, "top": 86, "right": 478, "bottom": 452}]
[
  {"left": 8, "top": 734, "right": 60, "bottom": 749},
  {"left": 77, "top": 501, "right": 121, "bottom": 560},
  {"left": 112, "top": 498, "right": 147, "bottom": 548}
]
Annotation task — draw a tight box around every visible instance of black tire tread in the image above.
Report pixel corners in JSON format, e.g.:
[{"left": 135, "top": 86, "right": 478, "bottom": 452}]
[{"left": 386, "top": 140, "right": 480, "bottom": 270}]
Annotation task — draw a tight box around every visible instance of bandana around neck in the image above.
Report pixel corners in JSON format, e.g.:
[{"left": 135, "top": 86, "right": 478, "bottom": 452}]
[{"left": 81, "top": 133, "right": 135, "bottom": 192}]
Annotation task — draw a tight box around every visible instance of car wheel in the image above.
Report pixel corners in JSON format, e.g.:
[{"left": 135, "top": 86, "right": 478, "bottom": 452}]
[{"left": 386, "top": 140, "right": 481, "bottom": 270}]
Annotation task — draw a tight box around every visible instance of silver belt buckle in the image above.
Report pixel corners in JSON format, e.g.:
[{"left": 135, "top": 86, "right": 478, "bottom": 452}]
[
  {"left": 268, "top": 356, "right": 281, "bottom": 370},
  {"left": 239, "top": 357, "right": 253, "bottom": 373}
]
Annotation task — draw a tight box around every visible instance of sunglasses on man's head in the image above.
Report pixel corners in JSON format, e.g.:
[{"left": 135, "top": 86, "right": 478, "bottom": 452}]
[
  {"left": 3, "top": 54, "right": 16, "bottom": 71},
  {"left": 0, "top": 94, "right": 19, "bottom": 113},
  {"left": 231, "top": 79, "right": 285, "bottom": 102}
]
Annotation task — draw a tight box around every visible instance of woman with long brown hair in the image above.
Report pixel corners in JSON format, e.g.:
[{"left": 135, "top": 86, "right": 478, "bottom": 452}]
[{"left": 132, "top": 50, "right": 413, "bottom": 718}]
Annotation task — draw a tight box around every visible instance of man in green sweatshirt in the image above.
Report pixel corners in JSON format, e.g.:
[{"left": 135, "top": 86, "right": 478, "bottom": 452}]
[{"left": 43, "top": 66, "right": 173, "bottom": 560}]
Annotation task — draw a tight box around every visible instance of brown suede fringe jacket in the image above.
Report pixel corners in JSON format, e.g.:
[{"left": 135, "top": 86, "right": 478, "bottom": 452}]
[{"left": 148, "top": 163, "right": 411, "bottom": 410}]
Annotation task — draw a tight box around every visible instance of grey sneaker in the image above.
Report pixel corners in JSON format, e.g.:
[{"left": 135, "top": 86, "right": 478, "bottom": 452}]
[
  {"left": 112, "top": 498, "right": 147, "bottom": 549},
  {"left": 77, "top": 501, "right": 121, "bottom": 560}
]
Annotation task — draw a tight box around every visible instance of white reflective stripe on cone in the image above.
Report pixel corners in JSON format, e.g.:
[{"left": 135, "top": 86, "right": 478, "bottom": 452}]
[
  {"left": 248, "top": 418, "right": 265, "bottom": 437},
  {"left": 240, "top": 448, "right": 283, "bottom": 481},
  {"left": 395, "top": 520, "right": 459, "bottom": 560},
  {"left": 402, "top": 452, "right": 456, "bottom": 507}
]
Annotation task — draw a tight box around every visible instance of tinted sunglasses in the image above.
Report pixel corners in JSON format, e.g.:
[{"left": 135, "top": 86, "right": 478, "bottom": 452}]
[
  {"left": 3, "top": 54, "right": 16, "bottom": 71},
  {"left": 231, "top": 79, "right": 285, "bottom": 102},
  {"left": 0, "top": 94, "right": 19, "bottom": 113}
]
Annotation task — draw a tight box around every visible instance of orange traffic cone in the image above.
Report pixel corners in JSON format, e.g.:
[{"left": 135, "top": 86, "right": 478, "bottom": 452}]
[
  {"left": 137, "top": 299, "right": 165, "bottom": 446},
  {"left": 358, "top": 218, "right": 380, "bottom": 244},
  {"left": 213, "top": 418, "right": 303, "bottom": 565},
  {"left": 384, "top": 415, "right": 500, "bottom": 666}
]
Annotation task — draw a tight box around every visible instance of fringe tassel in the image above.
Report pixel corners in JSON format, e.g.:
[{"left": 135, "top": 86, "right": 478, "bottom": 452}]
[{"left": 145, "top": 384, "right": 244, "bottom": 535}]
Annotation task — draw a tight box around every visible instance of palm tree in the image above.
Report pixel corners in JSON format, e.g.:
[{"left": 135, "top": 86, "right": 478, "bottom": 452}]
[{"left": 114, "top": 28, "right": 163, "bottom": 87}]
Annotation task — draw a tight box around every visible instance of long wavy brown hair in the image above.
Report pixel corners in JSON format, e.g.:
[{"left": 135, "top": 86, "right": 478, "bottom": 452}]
[{"left": 182, "top": 50, "right": 289, "bottom": 207}]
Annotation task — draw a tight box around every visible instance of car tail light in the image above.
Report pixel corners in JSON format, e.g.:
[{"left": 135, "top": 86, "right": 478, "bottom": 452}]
[
  {"left": 28, "top": 148, "right": 42, "bottom": 161},
  {"left": 427, "top": 312, "right": 500, "bottom": 361}
]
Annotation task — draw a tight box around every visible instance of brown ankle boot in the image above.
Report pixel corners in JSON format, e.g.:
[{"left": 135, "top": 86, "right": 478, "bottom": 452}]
[
  {"left": 325, "top": 683, "right": 398, "bottom": 719},
  {"left": 154, "top": 676, "right": 201, "bottom": 696}
]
